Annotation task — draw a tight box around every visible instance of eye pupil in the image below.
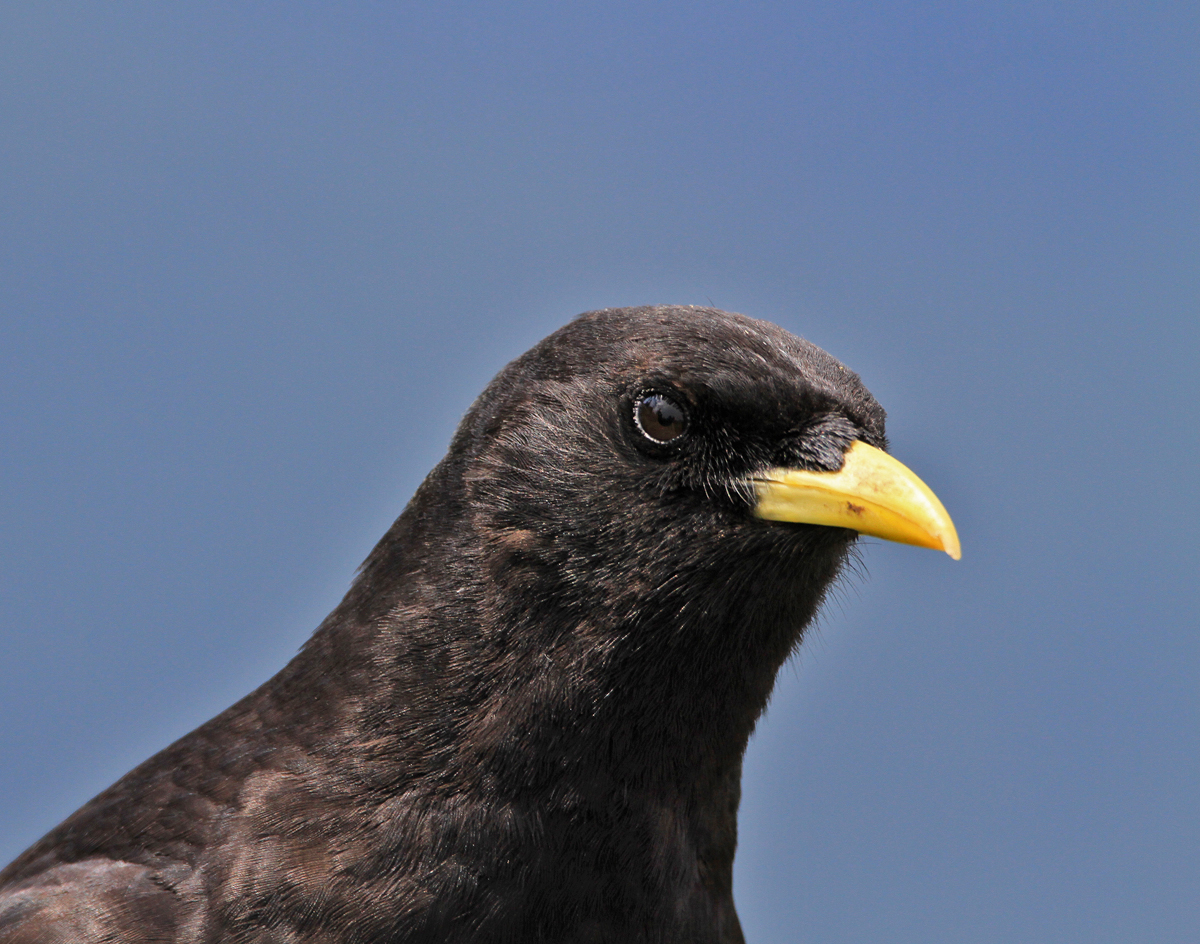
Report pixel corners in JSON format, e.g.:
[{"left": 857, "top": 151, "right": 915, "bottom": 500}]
[{"left": 636, "top": 393, "right": 687, "bottom": 443}]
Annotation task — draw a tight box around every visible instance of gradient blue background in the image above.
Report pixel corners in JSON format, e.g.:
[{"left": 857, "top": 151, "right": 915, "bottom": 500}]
[{"left": 2, "top": 4, "right": 1196, "bottom": 941}]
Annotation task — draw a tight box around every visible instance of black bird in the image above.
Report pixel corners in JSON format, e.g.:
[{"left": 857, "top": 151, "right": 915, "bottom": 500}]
[{"left": 0, "top": 306, "right": 958, "bottom": 943}]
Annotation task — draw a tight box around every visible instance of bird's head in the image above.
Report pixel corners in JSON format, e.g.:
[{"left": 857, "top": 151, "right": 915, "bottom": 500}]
[{"left": 454, "top": 305, "right": 954, "bottom": 601}]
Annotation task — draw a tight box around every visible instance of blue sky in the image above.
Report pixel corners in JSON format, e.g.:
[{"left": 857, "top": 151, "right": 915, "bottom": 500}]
[{"left": 1, "top": 4, "right": 1196, "bottom": 941}]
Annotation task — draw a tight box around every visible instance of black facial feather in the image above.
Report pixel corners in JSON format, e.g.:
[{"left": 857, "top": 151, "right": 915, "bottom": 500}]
[{"left": 1, "top": 306, "right": 890, "bottom": 944}]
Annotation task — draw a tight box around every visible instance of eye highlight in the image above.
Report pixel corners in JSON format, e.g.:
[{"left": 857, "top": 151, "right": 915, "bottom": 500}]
[{"left": 634, "top": 392, "right": 688, "bottom": 444}]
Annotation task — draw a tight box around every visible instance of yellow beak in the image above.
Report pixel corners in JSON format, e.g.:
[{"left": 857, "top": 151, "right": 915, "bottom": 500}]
[{"left": 753, "top": 441, "right": 961, "bottom": 559}]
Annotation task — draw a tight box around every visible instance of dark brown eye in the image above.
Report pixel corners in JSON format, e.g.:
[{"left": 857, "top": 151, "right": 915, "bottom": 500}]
[{"left": 635, "top": 393, "right": 688, "bottom": 443}]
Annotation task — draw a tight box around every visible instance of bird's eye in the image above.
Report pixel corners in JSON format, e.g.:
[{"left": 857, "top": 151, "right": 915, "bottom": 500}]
[{"left": 634, "top": 393, "right": 688, "bottom": 444}]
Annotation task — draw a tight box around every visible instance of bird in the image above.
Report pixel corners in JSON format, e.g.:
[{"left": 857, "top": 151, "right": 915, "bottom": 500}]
[{"left": 0, "top": 305, "right": 958, "bottom": 943}]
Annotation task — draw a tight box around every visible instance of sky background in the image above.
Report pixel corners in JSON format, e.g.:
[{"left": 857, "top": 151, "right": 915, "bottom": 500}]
[{"left": 1, "top": 3, "right": 1196, "bottom": 941}]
